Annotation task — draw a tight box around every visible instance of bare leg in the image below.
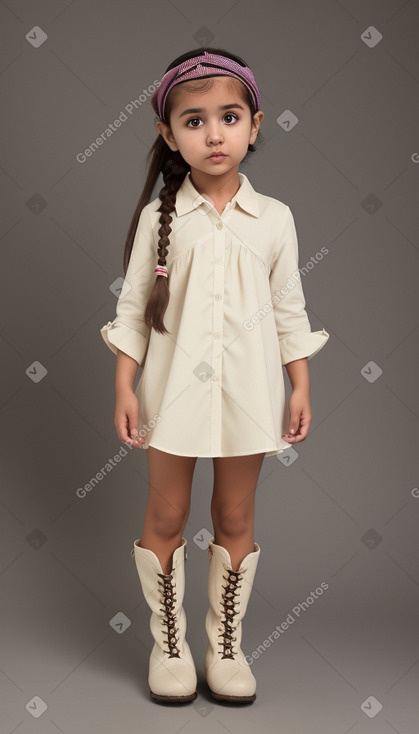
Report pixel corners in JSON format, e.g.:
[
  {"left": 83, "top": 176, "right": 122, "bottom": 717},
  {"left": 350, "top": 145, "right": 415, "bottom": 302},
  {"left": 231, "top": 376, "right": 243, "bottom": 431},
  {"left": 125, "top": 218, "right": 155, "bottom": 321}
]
[
  {"left": 140, "top": 446, "right": 198, "bottom": 574},
  {"left": 210, "top": 453, "right": 265, "bottom": 571}
]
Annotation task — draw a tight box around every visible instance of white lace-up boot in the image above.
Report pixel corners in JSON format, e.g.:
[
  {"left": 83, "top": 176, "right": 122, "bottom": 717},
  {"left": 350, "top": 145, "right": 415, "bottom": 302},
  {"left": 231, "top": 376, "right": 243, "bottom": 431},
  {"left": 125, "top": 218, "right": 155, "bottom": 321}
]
[
  {"left": 131, "top": 537, "right": 197, "bottom": 702},
  {"left": 204, "top": 537, "right": 261, "bottom": 702}
]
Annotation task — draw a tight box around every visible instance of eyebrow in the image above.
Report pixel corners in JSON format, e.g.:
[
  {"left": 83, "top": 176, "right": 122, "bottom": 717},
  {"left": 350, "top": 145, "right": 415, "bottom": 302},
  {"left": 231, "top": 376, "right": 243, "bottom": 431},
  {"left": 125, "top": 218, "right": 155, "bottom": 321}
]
[{"left": 178, "top": 103, "right": 245, "bottom": 118}]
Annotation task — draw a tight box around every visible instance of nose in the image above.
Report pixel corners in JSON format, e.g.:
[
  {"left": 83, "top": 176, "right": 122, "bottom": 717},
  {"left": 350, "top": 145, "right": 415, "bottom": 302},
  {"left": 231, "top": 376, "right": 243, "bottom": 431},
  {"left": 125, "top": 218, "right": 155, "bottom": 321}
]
[{"left": 207, "top": 119, "right": 224, "bottom": 144}]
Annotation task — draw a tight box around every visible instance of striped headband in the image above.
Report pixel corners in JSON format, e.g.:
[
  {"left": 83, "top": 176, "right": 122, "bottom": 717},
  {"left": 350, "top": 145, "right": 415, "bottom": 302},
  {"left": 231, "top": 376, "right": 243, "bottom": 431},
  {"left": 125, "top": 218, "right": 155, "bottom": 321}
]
[{"left": 150, "top": 51, "right": 261, "bottom": 124}]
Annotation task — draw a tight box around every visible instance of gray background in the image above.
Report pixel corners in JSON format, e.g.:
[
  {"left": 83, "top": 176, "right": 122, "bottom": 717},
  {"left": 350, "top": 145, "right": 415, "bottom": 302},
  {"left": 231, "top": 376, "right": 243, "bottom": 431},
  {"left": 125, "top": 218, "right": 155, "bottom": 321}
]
[{"left": 1, "top": 0, "right": 419, "bottom": 732}]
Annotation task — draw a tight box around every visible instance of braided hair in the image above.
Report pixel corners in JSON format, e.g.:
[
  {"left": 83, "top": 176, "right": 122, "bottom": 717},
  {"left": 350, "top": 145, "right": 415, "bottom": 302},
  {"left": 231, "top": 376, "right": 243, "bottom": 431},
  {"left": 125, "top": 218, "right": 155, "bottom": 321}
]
[{"left": 123, "top": 46, "right": 263, "bottom": 335}]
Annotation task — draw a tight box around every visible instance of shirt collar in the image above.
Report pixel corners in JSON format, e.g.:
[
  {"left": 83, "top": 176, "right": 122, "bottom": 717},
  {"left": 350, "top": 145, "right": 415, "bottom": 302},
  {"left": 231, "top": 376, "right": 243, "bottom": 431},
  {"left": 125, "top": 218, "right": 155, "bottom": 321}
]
[{"left": 175, "top": 171, "right": 260, "bottom": 218}]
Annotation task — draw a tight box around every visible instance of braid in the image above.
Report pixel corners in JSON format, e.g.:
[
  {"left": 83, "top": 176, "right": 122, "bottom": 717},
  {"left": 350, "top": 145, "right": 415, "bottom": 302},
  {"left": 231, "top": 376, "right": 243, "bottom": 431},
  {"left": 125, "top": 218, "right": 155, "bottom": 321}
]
[
  {"left": 157, "top": 154, "right": 187, "bottom": 270},
  {"left": 144, "top": 151, "right": 188, "bottom": 334}
]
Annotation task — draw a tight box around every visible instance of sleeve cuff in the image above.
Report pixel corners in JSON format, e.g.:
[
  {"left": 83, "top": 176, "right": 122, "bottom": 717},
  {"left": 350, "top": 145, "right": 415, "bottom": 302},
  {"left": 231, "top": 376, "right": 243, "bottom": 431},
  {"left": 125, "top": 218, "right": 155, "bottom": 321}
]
[
  {"left": 280, "top": 328, "right": 330, "bottom": 366},
  {"left": 100, "top": 320, "right": 150, "bottom": 368}
]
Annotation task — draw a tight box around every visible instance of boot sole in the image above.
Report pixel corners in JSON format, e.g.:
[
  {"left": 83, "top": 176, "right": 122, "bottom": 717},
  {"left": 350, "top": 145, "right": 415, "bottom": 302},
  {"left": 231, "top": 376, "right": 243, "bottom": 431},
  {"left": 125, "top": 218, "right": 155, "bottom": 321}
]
[
  {"left": 209, "top": 688, "right": 256, "bottom": 703},
  {"left": 150, "top": 690, "right": 197, "bottom": 703}
]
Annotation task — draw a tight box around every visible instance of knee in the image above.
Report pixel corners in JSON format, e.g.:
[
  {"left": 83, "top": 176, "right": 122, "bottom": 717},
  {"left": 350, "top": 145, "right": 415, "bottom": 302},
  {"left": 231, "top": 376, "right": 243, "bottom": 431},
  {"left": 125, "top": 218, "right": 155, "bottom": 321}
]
[
  {"left": 148, "top": 503, "right": 190, "bottom": 539},
  {"left": 211, "top": 504, "right": 251, "bottom": 538}
]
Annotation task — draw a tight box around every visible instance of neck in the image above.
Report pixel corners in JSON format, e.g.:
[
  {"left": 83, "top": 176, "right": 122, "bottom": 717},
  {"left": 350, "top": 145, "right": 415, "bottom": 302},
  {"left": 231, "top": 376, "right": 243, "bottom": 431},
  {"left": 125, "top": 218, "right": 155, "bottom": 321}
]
[{"left": 189, "top": 167, "right": 241, "bottom": 203}]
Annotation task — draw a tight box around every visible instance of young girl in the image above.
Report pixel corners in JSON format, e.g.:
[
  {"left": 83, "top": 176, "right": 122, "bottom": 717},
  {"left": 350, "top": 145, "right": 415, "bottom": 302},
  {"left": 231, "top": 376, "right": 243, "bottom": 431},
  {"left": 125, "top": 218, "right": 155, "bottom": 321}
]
[{"left": 100, "top": 47, "right": 329, "bottom": 705}]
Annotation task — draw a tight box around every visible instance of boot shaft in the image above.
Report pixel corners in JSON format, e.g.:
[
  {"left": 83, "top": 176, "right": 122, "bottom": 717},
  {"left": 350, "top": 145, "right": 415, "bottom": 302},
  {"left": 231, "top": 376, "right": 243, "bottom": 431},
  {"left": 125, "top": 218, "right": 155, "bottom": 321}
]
[
  {"left": 207, "top": 539, "right": 261, "bottom": 624},
  {"left": 131, "top": 538, "right": 187, "bottom": 616}
]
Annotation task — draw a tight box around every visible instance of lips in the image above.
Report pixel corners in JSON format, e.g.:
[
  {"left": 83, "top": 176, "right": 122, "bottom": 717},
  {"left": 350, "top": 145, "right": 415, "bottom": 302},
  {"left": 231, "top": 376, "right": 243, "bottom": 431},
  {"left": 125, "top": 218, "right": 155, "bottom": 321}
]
[{"left": 209, "top": 152, "right": 226, "bottom": 158}]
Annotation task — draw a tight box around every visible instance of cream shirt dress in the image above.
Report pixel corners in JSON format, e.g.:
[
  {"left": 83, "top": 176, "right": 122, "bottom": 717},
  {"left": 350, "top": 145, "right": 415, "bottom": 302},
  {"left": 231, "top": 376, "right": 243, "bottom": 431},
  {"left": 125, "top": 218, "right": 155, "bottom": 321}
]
[{"left": 100, "top": 171, "right": 329, "bottom": 457}]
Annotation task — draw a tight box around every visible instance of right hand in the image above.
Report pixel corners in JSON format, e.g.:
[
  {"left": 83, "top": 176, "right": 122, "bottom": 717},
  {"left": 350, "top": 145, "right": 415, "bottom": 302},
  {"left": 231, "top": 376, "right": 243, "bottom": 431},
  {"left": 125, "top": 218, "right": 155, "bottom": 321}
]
[{"left": 114, "top": 388, "right": 145, "bottom": 448}]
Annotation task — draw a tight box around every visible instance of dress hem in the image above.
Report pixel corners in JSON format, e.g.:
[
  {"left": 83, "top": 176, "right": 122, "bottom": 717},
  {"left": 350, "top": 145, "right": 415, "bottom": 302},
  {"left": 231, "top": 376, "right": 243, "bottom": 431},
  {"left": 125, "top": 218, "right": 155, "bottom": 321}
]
[{"left": 144, "top": 441, "right": 293, "bottom": 458}]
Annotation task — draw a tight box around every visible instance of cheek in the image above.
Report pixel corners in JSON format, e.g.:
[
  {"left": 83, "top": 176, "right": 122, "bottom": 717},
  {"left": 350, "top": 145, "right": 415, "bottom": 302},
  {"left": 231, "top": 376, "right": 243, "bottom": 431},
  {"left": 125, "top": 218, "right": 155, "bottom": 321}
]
[{"left": 179, "top": 131, "right": 201, "bottom": 150}]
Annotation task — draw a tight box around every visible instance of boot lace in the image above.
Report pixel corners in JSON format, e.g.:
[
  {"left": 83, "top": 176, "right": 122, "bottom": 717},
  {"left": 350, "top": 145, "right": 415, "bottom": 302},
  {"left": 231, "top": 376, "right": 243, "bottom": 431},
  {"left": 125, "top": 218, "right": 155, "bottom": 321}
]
[
  {"left": 157, "top": 572, "right": 181, "bottom": 658},
  {"left": 218, "top": 569, "right": 244, "bottom": 659}
]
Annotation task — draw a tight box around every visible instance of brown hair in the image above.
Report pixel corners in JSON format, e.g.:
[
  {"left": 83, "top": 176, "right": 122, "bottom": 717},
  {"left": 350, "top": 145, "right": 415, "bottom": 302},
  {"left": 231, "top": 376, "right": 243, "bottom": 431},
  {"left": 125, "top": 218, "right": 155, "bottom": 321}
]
[{"left": 123, "top": 46, "right": 263, "bottom": 335}]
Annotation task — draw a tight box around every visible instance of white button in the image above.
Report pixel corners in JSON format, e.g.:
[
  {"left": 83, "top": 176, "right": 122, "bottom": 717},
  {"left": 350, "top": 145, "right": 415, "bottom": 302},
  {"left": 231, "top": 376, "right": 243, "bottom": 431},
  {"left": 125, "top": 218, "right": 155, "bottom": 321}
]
[
  {"left": 215, "top": 257, "right": 222, "bottom": 263},
  {"left": 216, "top": 222, "right": 223, "bottom": 230},
  {"left": 215, "top": 293, "right": 222, "bottom": 301},
  {"left": 212, "top": 374, "right": 220, "bottom": 381},
  {"left": 214, "top": 331, "right": 221, "bottom": 339}
]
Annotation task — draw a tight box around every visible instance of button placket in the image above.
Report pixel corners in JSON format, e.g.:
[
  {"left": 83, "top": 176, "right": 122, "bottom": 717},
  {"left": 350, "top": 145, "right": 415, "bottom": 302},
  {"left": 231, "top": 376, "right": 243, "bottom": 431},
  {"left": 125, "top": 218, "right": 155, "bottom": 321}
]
[{"left": 211, "top": 215, "right": 226, "bottom": 455}]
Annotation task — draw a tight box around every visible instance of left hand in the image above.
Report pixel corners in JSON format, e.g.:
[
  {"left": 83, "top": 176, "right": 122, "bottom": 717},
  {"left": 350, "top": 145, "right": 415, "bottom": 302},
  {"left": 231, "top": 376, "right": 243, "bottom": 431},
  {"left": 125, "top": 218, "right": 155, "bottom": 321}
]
[{"left": 282, "top": 387, "right": 312, "bottom": 443}]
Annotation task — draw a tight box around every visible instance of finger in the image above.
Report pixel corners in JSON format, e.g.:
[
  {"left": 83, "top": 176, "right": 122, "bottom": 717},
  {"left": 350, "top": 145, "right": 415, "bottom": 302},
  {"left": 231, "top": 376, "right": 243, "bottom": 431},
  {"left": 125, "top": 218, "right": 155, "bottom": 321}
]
[
  {"left": 115, "top": 415, "right": 142, "bottom": 446},
  {"left": 128, "top": 421, "right": 145, "bottom": 448},
  {"left": 131, "top": 432, "right": 145, "bottom": 447},
  {"left": 116, "top": 417, "right": 130, "bottom": 442},
  {"left": 282, "top": 420, "right": 300, "bottom": 439},
  {"left": 290, "top": 425, "right": 310, "bottom": 442}
]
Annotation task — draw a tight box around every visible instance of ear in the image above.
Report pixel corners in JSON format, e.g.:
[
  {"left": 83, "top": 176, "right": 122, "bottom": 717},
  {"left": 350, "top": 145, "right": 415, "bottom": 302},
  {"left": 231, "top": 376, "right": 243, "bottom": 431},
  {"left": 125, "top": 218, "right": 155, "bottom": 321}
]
[
  {"left": 250, "top": 110, "right": 264, "bottom": 144},
  {"left": 156, "top": 120, "right": 179, "bottom": 152}
]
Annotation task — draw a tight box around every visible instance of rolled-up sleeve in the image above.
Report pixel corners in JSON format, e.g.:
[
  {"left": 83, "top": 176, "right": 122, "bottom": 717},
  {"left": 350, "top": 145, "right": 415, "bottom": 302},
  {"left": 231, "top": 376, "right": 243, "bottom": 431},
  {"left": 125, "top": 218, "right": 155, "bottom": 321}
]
[
  {"left": 100, "top": 205, "right": 156, "bottom": 368},
  {"left": 269, "top": 205, "right": 330, "bottom": 366}
]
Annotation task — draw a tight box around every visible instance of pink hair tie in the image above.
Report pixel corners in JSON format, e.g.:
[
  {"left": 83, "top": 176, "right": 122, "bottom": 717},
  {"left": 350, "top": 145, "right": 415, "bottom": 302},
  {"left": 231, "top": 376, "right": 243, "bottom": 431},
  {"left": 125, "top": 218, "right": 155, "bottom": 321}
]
[{"left": 155, "top": 265, "right": 168, "bottom": 278}]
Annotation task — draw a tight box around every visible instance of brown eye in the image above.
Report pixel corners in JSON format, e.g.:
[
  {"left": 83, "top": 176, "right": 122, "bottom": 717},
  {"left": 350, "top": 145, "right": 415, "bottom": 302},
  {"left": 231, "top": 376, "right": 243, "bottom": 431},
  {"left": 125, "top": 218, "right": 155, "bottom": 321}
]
[{"left": 186, "top": 117, "right": 202, "bottom": 127}]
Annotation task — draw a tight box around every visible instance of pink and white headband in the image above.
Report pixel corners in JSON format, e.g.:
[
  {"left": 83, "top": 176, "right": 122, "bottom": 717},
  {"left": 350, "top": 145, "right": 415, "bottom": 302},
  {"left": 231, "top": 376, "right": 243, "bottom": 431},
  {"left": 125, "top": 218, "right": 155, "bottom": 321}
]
[{"left": 149, "top": 50, "right": 261, "bottom": 124}]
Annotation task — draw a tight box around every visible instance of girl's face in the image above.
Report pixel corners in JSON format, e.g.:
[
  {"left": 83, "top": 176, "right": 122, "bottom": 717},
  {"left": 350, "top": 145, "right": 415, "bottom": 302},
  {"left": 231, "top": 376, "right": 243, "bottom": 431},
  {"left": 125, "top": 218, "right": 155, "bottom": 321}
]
[{"left": 156, "top": 76, "right": 263, "bottom": 176}]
